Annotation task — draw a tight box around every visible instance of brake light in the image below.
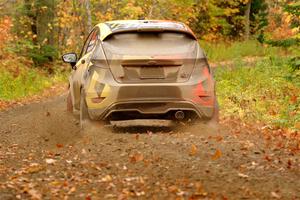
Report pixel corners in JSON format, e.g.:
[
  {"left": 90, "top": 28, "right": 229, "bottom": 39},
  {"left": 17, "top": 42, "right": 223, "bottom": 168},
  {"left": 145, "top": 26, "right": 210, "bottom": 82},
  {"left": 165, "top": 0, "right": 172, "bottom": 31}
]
[
  {"left": 192, "top": 66, "right": 214, "bottom": 106},
  {"left": 91, "top": 97, "right": 105, "bottom": 104}
]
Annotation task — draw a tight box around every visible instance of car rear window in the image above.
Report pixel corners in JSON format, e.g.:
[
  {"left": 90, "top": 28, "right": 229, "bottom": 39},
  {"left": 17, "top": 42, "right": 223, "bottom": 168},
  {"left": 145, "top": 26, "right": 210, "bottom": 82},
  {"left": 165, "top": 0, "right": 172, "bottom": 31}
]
[{"left": 102, "top": 32, "right": 198, "bottom": 57}]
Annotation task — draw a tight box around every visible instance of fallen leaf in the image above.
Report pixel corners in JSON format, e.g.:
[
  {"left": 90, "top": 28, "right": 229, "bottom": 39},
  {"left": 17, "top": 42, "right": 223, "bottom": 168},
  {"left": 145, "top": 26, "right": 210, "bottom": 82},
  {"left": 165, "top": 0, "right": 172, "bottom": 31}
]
[
  {"left": 147, "top": 131, "right": 153, "bottom": 136},
  {"left": 271, "top": 191, "right": 281, "bottom": 199},
  {"left": 189, "top": 144, "right": 198, "bottom": 156},
  {"left": 211, "top": 149, "right": 222, "bottom": 160},
  {"left": 26, "top": 164, "right": 43, "bottom": 174},
  {"left": 215, "top": 135, "right": 223, "bottom": 142},
  {"left": 287, "top": 159, "right": 292, "bottom": 169},
  {"left": 104, "top": 194, "right": 117, "bottom": 199},
  {"left": 294, "top": 122, "right": 300, "bottom": 130},
  {"left": 264, "top": 155, "right": 272, "bottom": 162},
  {"left": 221, "top": 195, "right": 229, "bottom": 200},
  {"left": 56, "top": 144, "right": 63, "bottom": 148},
  {"left": 45, "top": 158, "right": 56, "bottom": 164},
  {"left": 49, "top": 181, "right": 61, "bottom": 186},
  {"left": 290, "top": 95, "right": 297, "bottom": 104},
  {"left": 238, "top": 173, "right": 249, "bottom": 178},
  {"left": 194, "top": 182, "right": 204, "bottom": 193},
  {"left": 86, "top": 196, "right": 91, "bottom": 200},
  {"left": 100, "top": 175, "right": 112, "bottom": 182},
  {"left": 28, "top": 189, "right": 42, "bottom": 200},
  {"left": 135, "top": 191, "right": 145, "bottom": 196},
  {"left": 130, "top": 152, "right": 144, "bottom": 163},
  {"left": 81, "top": 149, "right": 87, "bottom": 154},
  {"left": 68, "top": 187, "right": 76, "bottom": 195},
  {"left": 168, "top": 185, "right": 178, "bottom": 193}
]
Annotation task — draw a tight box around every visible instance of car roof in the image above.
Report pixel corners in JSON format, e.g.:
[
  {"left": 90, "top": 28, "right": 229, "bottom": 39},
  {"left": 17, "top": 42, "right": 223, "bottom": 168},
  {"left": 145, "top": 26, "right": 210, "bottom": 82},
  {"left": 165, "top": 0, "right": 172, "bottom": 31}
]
[{"left": 95, "top": 20, "right": 197, "bottom": 41}]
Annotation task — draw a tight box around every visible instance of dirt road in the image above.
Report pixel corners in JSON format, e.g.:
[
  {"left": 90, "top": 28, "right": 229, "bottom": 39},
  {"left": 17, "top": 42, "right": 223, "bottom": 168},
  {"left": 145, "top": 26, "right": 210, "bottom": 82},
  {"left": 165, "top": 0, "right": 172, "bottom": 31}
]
[{"left": 0, "top": 94, "right": 299, "bottom": 199}]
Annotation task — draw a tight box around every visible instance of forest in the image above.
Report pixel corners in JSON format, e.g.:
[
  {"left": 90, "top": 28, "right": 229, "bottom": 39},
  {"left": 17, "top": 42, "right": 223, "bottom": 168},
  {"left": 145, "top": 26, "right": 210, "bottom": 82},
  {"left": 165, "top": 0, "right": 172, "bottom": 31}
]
[
  {"left": 0, "top": 0, "right": 298, "bottom": 63},
  {"left": 0, "top": 0, "right": 299, "bottom": 129},
  {"left": 0, "top": 1, "right": 300, "bottom": 199}
]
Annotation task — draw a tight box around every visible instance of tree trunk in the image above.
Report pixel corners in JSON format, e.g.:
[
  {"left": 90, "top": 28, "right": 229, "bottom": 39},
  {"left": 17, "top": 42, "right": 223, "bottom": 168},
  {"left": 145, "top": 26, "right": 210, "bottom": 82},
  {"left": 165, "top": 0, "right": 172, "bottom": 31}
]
[
  {"left": 24, "top": 0, "right": 37, "bottom": 44},
  {"left": 245, "top": 0, "right": 252, "bottom": 40},
  {"left": 36, "top": 0, "right": 55, "bottom": 46},
  {"left": 85, "top": 0, "right": 92, "bottom": 33},
  {"left": 147, "top": 0, "right": 156, "bottom": 19}
]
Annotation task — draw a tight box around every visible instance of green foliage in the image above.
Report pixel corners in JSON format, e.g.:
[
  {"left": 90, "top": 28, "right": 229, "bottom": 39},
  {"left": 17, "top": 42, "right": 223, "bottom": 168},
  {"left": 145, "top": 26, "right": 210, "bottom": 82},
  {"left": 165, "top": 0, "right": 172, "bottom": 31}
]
[
  {"left": 286, "top": 57, "right": 300, "bottom": 88},
  {"left": 187, "top": 0, "right": 268, "bottom": 40},
  {"left": 6, "top": 40, "right": 59, "bottom": 66},
  {"left": 260, "top": 1, "right": 299, "bottom": 48},
  {"left": 216, "top": 57, "right": 300, "bottom": 130},
  {"left": 0, "top": 63, "right": 67, "bottom": 101},
  {"left": 12, "top": 0, "right": 57, "bottom": 66},
  {"left": 289, "top": 56, "right": 300, "bottom": 71},
  {"left": 29, "top": 44, "right": 59, "bottom": 65},
  {"left": 251, "top": 0, "right": 268, "bottom": 32},
  {"left": 0, "top": 68, "right": 49, "bottom": 100},
  {"left": 214, "top": 0, "right": 243, "bottom": 37},
  {"left": 265, "top": 38, "right": 300, "bottom": 48},
  {"left": 284, "top": 2, "right": 300, "bottom": 19},
  {"left": 200, "top": 40, "right": 283, "bottom": 62}
]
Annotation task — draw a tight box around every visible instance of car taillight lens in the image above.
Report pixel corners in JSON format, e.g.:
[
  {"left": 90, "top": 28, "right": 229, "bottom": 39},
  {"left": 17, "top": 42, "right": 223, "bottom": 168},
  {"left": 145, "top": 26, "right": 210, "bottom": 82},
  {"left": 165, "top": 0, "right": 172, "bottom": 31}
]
[
  {"left": 91, "top": 97, "right": 105, "bottom": 104},
  {"left": 198, "top": 95, "right": 212, "bottom": 101}
]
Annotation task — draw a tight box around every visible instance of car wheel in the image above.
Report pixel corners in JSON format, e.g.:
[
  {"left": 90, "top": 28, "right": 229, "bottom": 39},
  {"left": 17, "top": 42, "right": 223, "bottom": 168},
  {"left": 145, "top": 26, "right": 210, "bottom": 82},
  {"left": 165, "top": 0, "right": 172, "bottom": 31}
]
[
  {"left": 210, "top": 99, "right": 220, "bottom": 123},
  {"left": 67, "top": 91, "right": 73, "bottom": 113},
  {"left": 80, "top": 89, "right": 89, "bottom": 130}
]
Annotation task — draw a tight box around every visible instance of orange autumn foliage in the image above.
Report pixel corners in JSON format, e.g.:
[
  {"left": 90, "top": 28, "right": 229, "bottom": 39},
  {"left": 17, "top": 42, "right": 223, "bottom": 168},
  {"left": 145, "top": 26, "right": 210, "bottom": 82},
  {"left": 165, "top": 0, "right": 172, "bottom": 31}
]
[
  {"left": 0, "top": 16, "right": 13, "bottom": 52},
  {"left": 266, "top": 7, "right": 296, "bottom": 40}
]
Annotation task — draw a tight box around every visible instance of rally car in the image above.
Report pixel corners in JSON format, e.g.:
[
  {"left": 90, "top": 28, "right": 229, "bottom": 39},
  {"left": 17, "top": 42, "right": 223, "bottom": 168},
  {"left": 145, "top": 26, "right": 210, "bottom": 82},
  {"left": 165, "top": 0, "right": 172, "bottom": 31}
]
[{"left": 62, "top": 20, "right": 219, "bottom": 128}]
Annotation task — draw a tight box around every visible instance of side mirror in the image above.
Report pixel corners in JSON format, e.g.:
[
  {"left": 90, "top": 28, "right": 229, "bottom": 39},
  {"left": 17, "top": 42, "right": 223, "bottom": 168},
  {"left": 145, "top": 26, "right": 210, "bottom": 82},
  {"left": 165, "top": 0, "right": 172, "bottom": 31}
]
[{"left": 62, "top": 53, "right": 77, "bottom": 69}]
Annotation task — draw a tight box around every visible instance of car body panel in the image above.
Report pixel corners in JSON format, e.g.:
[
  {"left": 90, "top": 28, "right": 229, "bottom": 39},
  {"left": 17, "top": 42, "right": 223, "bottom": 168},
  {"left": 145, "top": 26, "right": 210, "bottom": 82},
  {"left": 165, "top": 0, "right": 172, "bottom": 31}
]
[
  {"left": 67, "top": 20, "right": 217, "bottom": 122},
  {"left": 70, "top": 52, "right": 93, "bottom": 109},
  {"left": 100, "top": 32, "right": 199, "bottom": 84}
]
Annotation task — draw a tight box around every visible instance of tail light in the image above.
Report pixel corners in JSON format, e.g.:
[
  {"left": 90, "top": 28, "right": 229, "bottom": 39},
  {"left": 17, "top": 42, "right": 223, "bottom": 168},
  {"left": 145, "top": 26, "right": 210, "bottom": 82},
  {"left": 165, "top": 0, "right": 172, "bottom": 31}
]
[
  {"left": 91, "top": 97, "right": 105, "bottom": 104},
  {"left": 192, "top": 57, "right": 214, "bottom": 106}
]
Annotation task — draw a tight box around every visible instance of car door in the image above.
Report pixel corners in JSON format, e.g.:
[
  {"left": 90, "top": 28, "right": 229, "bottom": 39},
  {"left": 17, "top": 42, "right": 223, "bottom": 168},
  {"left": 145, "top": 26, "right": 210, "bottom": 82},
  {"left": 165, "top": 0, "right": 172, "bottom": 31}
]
[{"left": 69, "top": 28, "right": 100, "bottom": 110}]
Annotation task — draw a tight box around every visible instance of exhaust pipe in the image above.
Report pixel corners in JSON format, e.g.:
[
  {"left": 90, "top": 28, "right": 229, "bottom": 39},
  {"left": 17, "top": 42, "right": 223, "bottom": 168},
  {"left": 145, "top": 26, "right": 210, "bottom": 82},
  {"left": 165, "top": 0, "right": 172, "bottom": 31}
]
[{"left": 175, "top": 111, "right": 185, "bottom": 120}]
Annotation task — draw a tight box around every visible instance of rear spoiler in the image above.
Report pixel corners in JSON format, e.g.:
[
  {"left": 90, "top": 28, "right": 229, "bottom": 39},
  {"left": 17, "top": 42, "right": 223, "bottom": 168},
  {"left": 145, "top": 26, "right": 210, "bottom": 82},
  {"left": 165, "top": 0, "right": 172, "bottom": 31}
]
[{"left": 102, "top": 28, "right": 197, "bottom": 41}]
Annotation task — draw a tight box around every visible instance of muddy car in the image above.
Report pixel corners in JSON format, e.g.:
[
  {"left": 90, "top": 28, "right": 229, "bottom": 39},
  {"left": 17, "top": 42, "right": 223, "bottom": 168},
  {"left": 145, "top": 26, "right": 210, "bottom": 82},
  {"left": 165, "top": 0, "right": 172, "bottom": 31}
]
[{"left": 62, "top": 20, "right": 218, "bottom": 128}]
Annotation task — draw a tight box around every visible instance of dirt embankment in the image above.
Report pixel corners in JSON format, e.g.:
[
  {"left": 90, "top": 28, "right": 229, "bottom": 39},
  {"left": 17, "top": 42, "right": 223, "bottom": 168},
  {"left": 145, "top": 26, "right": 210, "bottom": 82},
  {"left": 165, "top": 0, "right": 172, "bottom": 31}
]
[{"left": 0, "top": 94, "right": 299, "bottom": 199}]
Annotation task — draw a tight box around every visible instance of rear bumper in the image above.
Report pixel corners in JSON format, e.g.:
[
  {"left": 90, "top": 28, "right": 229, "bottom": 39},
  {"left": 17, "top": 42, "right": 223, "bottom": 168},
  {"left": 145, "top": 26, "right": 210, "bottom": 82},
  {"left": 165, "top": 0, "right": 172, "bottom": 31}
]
[
  {"left": 85, "top": 68, "right": 215, "bottom": 120},
  {"left": 88, "top": 99, "right": 214, "bottom": 120}
]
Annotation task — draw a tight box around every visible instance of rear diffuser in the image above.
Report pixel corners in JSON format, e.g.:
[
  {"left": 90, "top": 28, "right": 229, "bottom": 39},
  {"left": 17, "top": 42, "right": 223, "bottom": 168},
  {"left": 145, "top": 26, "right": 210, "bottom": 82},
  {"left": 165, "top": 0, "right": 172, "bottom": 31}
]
[{"left": 110, "top": 119, "right": 175, "bottom": 128}]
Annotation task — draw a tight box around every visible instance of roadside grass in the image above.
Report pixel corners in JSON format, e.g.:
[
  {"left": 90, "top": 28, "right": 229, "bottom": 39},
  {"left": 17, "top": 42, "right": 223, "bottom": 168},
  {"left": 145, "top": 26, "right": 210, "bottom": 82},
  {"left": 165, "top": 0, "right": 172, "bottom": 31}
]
[
  {"left": 200, "top": 40, "right": 287, "bottom": 62},
  {"left": 215, "top": 57, "right": 300, "bottom": 130},
  {"left": 0, "top": 57, "right": 68, "bottom": 101}
]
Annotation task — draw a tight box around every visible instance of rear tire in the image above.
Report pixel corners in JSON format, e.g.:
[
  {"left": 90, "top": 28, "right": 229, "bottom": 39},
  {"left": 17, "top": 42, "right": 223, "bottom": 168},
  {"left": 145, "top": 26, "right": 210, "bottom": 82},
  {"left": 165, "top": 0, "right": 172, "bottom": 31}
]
[
  {"left": 80, "top": 89, "right": 89, "bottom": 130},
  {"left": 67, "top": 91, "right": 73, "bottom": 113},
  {"left": 210, "top": 99, "right": 220, "bottom": 123}
]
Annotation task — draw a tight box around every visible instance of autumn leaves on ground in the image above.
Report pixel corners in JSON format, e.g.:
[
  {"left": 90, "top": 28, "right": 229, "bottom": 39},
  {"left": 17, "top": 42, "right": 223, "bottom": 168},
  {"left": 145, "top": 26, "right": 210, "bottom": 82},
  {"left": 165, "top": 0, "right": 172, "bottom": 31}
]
[
  {"left": 0, "top": 94, "right": 299, "bottom": 200},
  {"left": 1, "top": 0, "right": 300, "bottom": 199},
  {"left": 0, "top": 62, "right": 300, "bottom": 200}
]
